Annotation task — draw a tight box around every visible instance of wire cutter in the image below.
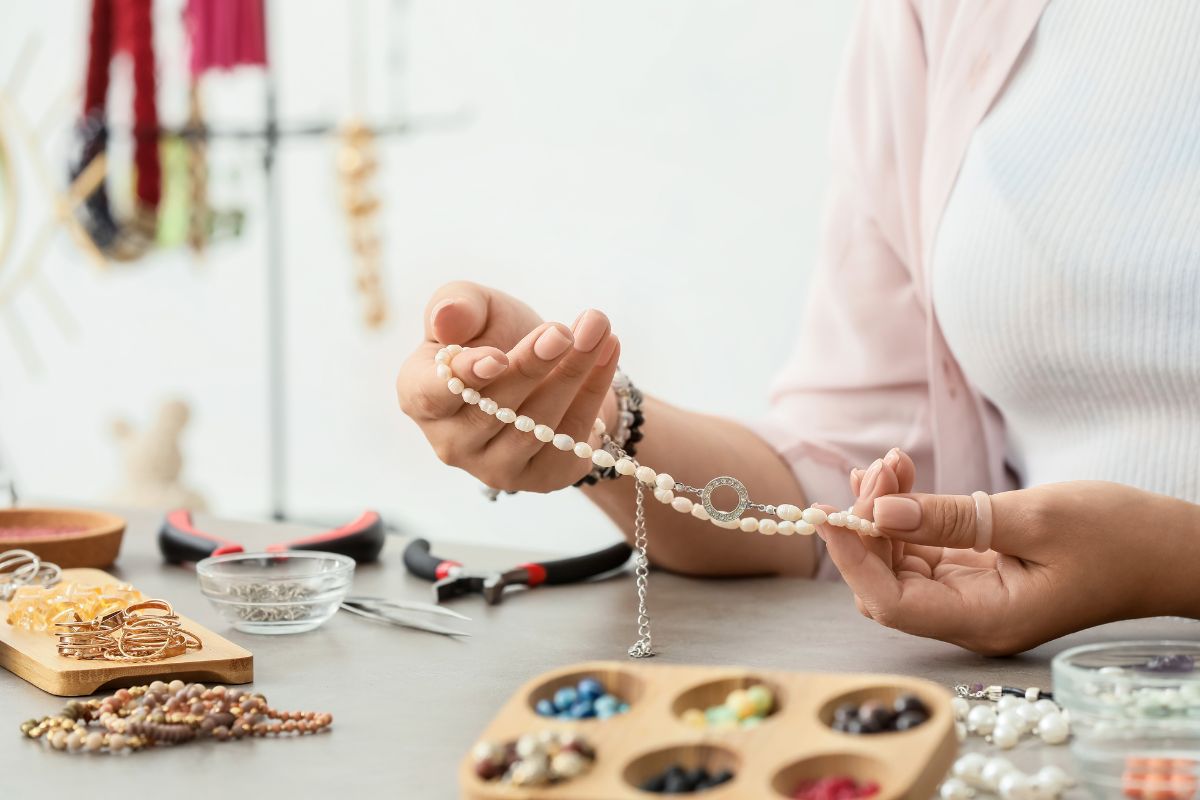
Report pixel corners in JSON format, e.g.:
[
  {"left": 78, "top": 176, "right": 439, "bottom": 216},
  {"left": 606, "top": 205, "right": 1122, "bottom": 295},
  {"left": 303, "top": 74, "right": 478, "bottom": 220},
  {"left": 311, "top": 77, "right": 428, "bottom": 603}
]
[
  {"left": 157, "top": 508, "right": 387, "bottom": 564},
  {"left": 402, "top": 538, "right": 633, "bottom": 605}
]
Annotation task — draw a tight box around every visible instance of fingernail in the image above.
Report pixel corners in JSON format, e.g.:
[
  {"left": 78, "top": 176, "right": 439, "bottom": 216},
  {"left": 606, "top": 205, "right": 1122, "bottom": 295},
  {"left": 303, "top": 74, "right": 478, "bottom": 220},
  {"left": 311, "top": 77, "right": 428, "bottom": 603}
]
[
  {"left": 597, "top": 335, "right": 618, "bottom": 366},
  {"left": 473, "top": 355, "right": 507, "bottom": 380},
  {"left": 534, "top": 326, "right": 572, "bottom": 360},
  {"left": 430, "top": 298, "right": 458, "bottom": 327},
  {"left": 874, "top": 496, "right": 921, "bottom": 531},
  {"left": 859, "top": 459, "right": 883, "bottom": 498},
  {"left": 573, "top": 309, "right": 607, "bottom": 353},
  {"left": 883, "top": 447, "right": 900, "bottom": 469}
]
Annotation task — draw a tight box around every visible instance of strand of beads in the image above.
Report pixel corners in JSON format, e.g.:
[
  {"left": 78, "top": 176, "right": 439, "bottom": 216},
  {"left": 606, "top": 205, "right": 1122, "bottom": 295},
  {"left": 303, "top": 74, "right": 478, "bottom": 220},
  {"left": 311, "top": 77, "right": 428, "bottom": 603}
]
[
  {"left": 940, "top": 756, "right": 1075, "bottom": 800},
  {"left": 436, "top": 345, "right": 877, "bottom": 537},
  {"left": 953, "top": 690, "right": 1071, "bottom": 749},
  {"left": 19, "top": 680, "right": 333, "bottom": 753}
]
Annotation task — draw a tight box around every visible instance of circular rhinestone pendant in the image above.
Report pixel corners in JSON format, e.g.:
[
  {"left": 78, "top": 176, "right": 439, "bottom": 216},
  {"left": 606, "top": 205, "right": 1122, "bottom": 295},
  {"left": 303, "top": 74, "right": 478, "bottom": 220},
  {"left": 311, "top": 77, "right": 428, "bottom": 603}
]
[{"left": 700, "top": 476, "right": 750, "bottom": 523}]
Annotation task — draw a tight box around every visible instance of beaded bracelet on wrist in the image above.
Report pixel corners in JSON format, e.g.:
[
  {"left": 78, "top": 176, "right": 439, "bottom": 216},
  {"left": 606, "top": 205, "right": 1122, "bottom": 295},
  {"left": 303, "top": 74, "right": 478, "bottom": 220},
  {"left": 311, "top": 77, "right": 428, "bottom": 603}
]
[{"left": 574, "top": 371, "right": 643, "bottom": 487}]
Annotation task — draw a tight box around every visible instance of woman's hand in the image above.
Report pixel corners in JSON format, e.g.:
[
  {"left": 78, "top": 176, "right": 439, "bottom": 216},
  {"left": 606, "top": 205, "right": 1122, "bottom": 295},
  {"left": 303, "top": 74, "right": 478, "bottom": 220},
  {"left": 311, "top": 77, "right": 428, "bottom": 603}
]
[
  {"left": 396, "top": 282, "right": 619, "bottom": 493},
  {"left": 821, "top": 455, "right": 1200, "bottom": 655}
]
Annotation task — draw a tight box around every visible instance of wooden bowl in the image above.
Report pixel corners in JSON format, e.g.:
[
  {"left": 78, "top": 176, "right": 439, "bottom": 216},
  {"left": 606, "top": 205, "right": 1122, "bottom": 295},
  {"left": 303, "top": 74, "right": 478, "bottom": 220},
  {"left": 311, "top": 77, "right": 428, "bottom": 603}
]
[{"left": 0, "top": 508, "right": 126, "bottom": 568}]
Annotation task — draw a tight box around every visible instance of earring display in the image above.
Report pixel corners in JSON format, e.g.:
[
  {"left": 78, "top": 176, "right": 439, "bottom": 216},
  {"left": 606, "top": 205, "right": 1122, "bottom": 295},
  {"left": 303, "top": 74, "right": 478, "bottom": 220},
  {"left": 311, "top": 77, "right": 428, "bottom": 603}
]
[
  {"left": 19, "top": 680, "right": 330, "bottom": 753},
  {"left": 337, "top": 121, "right": 387, "bottom": 328}
]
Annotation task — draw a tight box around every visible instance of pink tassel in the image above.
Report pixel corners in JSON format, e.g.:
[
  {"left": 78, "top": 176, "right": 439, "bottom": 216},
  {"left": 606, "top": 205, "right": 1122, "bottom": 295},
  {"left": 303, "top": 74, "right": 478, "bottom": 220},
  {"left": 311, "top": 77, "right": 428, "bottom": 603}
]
[{"left": 185, "top": 0, "right": 267, "bottom": 77}]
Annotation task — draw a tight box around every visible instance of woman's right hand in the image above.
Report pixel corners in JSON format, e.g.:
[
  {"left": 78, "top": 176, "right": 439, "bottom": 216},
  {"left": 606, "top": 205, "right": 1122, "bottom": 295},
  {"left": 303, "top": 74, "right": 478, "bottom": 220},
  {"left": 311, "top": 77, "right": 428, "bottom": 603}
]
[{"left": 396, "top": 282, "right": 620, "bottom": 493}]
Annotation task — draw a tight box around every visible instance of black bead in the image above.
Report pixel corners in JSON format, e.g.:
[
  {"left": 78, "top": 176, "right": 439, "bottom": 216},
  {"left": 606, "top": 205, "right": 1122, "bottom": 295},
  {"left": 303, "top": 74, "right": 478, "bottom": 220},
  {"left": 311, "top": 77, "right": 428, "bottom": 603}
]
[
  {"left": 640, "top": 772, "right": 668, "bottom": 792},
  {"left": 893, "top": 693, "right": 928, "bottom": 715},
  {"left": 843, "top": 717, "right": 866, "bottom": 735},
  {"left": 893, "top": 710, "right": 928, "bottom": 731},
  {"left": 833, "top": 702, "right": 858, "bottom": 724}
]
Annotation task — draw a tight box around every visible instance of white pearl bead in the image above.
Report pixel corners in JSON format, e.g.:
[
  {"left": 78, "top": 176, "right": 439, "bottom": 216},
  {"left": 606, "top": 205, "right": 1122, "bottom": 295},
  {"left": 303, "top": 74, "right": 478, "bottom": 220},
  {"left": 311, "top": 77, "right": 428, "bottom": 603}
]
[
  {"left": 776, "top": 504, "right": 801, "bottom": 522},
  {"left": 712, "top": 518, "right": 740, "bottom": 530},
  {"left": 573, "top": 442, "right": 593, "bottom": 459},
  {"left": 758, "top": 519, "right": 777, "bottom": 535},
  {"left": 997, "top": 773, "right": 1033, "bottom": 800},
  {"left": 446, "top": 344, "right": 464, "bottom": 356},
  {"left": 436, "top": 363, "right": 452, "bottom": 380},
  {"left": 997, "top": 708, "right": 1026, "bottom": 734},
  {"left": 514, "top": 415, "right": 535, "bottom": 432},
  {"left": 939, "top": 778, "right": 971, "bottom": 800},
  {"left": 844, "top": 513, "right": 860, "bottom": 527},
  {"left": 552, "top": 434, "right": 574, "bottom": 451},
  {"left": 856, "top": 518, "right": 876, "bottom": 534},
  {"left": 777, "top": 520, "right": 795, "bottom": 536},
  {"left": 496, "top": 408, "right": 516, "bottom": 424},
  {"left": 462, "top": 388, "right": 480, "bottom": 405},
  {"left": 592, "top": 450, "right": 616, "bottom": 469},
  {"left": 635, "top": 465, "right": 656, "bottom": 484},
  {"left": 447, "top": 378, "right": 465, "bottom": 395},
  {"left": 739, "top": 517, "right": 758, "bottom": 533},
  {"left": 997, "top": 696, "right": 1023, "bottom": 713},
  {"left": 967, "top": 704, "right": 997, "bottom": 735},
  {"left": 795, "top": 521, "right": 816, "bottom": 535},
  {"left": 801, "top": 507, "right": 828, "bottom": 526},
  {"left": 435, "top": 349, "right": 450, "bottom": 365},
  {"left": 690, "top": 504, "right": 709, "bottom": 521},
  {"left": 671, "top": 497, "right": 693, "bottom": 514},
  {"left": 1036, "top": 712, "right": 1069, "bottom": 744},
  {"left": 951, "top": 697, "right": 971, "bottom": 721},
  {"left": 1034, "top": 766, "right": 1074, "bottom": 794},
  {"left": 827, "top": 512, "right": 846, "bottom": 526},
  {"left": 479, "top": 398, "right": 498, "bottom": 415},
  {"left": 981, "top": 758, "right": 1016, "bottom": 790},
  {"left": 1017, "top": 702, "right": 1043, "bottom": 728},
  {"left": 593, "top": 417, "right": 606, "bottom": 435},
  {"left": 533, "top": 425, "right": 555, "bottom": 443},
  {"left": 991, "top": 723, "right": 1019, "bottom": 749},
  {"left": 1033, "top": 699, "right": 1060, "bottom": 717},
  {"left": 951, "top": 752, "right": 987, "bottom": 781},
  {"left": 655, "top": 473, "right": 675, "bottom": 491},
  {"left": 615, "top": 458, "right": 636, "bottom": 476},
  {"left": 654, "top": 488, "right": 674, "bottom": 504}
]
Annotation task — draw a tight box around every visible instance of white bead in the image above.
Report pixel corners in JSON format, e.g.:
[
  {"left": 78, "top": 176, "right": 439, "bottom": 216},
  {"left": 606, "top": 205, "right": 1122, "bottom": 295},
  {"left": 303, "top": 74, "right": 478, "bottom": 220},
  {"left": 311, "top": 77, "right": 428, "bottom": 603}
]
[
  {"left": 634, "top": 465, "right": 656, "bottom": 484},
  {"left": 462, "top": 388, "right": 480, "bottom": 404},
  {"left": 436, "top": 363, "right": 452, "bottom": 380},
  {"left": 514, "top": 415, "right": 535, "bottom": 432},
  {"left": 827, "top": 512, "right": 846, "bottom": 526},
  {"left": 1034, "top": 766, "right": 1074, "bottom": 794},
  {"left": 1017, "top": 702, "right": 1043, "bottom": 728},
  {"left": 955, "top": 721, "right": 967, "bottom": 742},
  {"left": 1025, "top": 687, "right": 1040, "bottom": 703},
  {"left": 801, "top": 507, "right": 828, "bottom": 526},
  {"left": 1034, "top": 699, "right": 1060, "bottom": 717},
  {"left": 654, "top": 488, "right": 674, "bottom": 504},
  {"left": 593, "top": 417, "right": 606, "bottom": 435},
  {"left": 655, "top": 473, "right": 675, "bottom": 491},
  {"left": 615, "top": 458, "right": 636, "bottom": 476},
  {"left": 997, "top": 708, "right": 1025, "bottom": 734},
  {"left": 967, "top": 704, "right": 997, "bottom": 735},
  {"left": 992, "top": 723, "right": 1019, "bottom": 750},
  {"left": 435, "top": 349, "right": 451, "bottom": 365},
  {"left": 758, "top": 519, "right": 777, "bottom": 535},
  {"left": 844, "top": 513, "right": 860, "bottom": 527},
  {"left": 1036, "top": 712, "right": 1069, "bottom": 745},
  {"left": 573, "top": 442, "right": 593, "bottom": 459},
  {"left": 952, "top": 752, "right": 987, "bottom": 782},
  {"left": 981, "top": 758, "right": 1016, "bottom": 790},
  {"left": 479, "top": 398, "right": 498, "bottom": 415},
  {"left": 592, "top": 450, "right": 616, "bottom": 469},
  {"left": 690, "top": 504, "right": 710, "bottom": 521},
  {"left": 739, "top": 517, "right": 758, "bottom": 533},
  {"left": 534, "top": 425, "right": 555, "bottom": 443},
  {"left": 951, "top": 697, "right": 971, "bottom": 721},
  {"left": 776, "top": 504, "right": 801, "bottom": 522},
  {"left": 997, "top": 696, "right": 1023, "bottom": 713},
  {"left": 447, "top": 377, "right": 465, "bottom": 395},
  {"left": 446, "top": 344, "right": 464, "bottom": 356},
  {"left": 997, "top": 773, "right": 1033, "bottom": 800},
  {"left": 856, "top": 518, "right": 875, "bottom": 534},
  {"left": 552, "top": 434, "right": 574, "bottom": 451},
  {"left": 795, "top": 521, "right": 816, "bottom": 536},
  {"left": 671, "top": 497, "right": 693, "bottom": 514},
  {"left": 712, "top": 518, "right": 740, "bottom": 530},
  {"left": 940, "top": 778, "right": 971, "bottom": 800},
  {"left": 496, "top": 408, "right": 516, "bottom": 424},
  {"left": 777, "top": 520, "right": 795, "bottom": 536}
]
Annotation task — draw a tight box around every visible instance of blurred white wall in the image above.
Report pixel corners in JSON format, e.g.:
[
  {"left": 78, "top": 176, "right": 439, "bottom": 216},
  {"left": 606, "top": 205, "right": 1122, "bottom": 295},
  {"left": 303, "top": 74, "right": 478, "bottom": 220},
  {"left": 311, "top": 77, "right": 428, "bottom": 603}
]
[{"left": 0, "top": 1, "right": 855, "bottom": 552}]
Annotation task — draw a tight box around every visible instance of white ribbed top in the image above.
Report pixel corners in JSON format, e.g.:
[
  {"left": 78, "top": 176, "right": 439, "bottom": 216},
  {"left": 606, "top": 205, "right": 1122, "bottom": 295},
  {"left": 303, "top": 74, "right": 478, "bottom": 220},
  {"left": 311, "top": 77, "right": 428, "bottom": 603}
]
[{"left": 932, "top": 0, "right": 1200, "bottom": 501}]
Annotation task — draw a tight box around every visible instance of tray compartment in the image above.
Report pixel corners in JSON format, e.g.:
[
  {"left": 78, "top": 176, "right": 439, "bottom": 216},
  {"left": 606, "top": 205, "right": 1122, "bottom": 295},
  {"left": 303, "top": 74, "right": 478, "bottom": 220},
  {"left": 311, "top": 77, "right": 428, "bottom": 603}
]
[
  {"left": 770, "top": 752, "right": 891, "bottom": 798},
  {"left": 623, "top": 743, "right": 741, "bottom": 795}
]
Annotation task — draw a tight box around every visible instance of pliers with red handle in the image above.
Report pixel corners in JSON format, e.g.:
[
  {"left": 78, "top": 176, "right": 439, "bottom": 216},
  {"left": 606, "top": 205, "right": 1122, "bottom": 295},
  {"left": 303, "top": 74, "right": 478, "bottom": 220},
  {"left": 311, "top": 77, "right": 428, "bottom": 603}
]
[
  {"left": 158, "top": 508, "right": 387, "bottom": 564},
  {"left": 402, "top": 538, "right": 632, "bottom": 605}
]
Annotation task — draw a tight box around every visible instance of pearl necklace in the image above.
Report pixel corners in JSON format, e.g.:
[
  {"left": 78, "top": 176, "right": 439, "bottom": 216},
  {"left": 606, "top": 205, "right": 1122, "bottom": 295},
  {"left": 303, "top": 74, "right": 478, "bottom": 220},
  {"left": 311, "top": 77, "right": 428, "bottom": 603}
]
[{"left": 437, "top": 345, "right": 877, "bottom": 656}]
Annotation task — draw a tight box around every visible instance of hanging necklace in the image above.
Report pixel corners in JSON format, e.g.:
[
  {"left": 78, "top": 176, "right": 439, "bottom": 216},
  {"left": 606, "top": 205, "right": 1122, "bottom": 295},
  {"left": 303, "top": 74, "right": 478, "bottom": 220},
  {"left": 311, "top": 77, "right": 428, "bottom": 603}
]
[{"left": 435, "top": 345, "right": 878, "bottom": 657}]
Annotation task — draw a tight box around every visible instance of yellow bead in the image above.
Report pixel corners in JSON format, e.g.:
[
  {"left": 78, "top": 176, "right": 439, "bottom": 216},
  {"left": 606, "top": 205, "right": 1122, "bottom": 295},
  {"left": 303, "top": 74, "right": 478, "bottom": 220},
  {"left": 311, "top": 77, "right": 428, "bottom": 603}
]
[
  {"left": 725, "top": 689, "right": 757, "bottom": 720},
  {"left": 746, "top": 684, "right": 774, "bottom": 716},
  {"left": 681, "top": 708, "right": 706, "bottom": 729}
]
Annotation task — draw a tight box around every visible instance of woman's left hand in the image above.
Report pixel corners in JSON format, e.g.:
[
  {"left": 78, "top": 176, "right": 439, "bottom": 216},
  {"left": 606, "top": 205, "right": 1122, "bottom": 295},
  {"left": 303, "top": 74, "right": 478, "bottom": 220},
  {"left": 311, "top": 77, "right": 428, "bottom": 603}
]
[{"left": 821, "top": 455, "right": 1200, "bottom": 655}]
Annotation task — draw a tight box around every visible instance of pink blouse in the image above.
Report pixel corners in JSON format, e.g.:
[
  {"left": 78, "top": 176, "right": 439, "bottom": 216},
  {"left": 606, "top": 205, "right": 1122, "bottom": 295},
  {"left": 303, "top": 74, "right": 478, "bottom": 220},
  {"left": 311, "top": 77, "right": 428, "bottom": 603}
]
[{"left": 752, "top": 0, "right": 1051, "bottom": 576}]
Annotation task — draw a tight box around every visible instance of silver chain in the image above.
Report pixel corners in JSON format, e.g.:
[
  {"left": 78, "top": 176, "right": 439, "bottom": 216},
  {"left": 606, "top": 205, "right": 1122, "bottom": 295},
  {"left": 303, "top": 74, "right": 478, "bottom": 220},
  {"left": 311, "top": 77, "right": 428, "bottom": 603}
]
[{"left": 601, "top": 432, "right": 654, "bottom": 658}]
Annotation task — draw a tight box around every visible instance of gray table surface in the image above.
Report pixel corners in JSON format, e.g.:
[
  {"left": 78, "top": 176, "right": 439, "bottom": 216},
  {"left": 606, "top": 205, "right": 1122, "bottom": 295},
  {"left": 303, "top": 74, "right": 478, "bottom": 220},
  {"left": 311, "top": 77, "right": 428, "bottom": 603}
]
[{"left": 1, "top": 509, "right": 1196, "bottom": 798}]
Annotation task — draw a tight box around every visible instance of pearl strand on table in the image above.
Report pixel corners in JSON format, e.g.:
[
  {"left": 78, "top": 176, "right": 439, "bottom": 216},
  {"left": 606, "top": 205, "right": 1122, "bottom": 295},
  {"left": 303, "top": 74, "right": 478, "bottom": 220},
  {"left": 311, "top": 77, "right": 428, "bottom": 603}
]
[{"left": 437, "top": 345, "right": 878, "bottom": 537}]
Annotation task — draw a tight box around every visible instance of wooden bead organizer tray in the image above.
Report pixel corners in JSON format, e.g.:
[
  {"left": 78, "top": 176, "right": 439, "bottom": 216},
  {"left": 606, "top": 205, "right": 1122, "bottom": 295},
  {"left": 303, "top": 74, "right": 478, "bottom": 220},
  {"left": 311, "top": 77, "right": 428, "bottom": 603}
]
[{"left": 461, "top": 661, "right": 958, "bottom": 800}]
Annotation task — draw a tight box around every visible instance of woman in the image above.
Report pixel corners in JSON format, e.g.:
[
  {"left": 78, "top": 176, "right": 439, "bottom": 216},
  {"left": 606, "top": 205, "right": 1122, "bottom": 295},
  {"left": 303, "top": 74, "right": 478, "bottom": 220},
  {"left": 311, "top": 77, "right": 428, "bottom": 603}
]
[{"left": 397, "top": 1, "right": 1200, "bottom": 655}]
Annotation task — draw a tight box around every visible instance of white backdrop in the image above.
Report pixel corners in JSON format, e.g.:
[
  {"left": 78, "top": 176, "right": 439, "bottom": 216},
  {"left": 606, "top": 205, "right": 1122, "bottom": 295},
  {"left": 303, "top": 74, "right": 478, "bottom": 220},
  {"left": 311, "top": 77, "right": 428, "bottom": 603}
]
[{"left": 0, "top": 1, "right": 855, "bottom": 552}]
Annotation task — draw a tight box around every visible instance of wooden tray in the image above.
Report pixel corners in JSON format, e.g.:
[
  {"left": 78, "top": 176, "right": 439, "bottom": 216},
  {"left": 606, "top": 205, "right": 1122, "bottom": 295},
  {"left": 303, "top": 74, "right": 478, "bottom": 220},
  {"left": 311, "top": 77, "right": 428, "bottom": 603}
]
[
  {"left": 0, "top": 568, "right": 253, "bottom": 696},
  {"left": 0, "top": 508, "right": 125, "bottom": 568},
  {"left": 460, "top": 661, "right": 957, "bottom": 800}
]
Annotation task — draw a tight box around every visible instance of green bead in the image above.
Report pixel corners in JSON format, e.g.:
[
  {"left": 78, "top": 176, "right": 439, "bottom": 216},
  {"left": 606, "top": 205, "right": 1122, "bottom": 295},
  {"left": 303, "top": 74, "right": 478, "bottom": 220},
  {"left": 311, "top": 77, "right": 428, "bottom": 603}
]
[{"left": 746, "top": 685, "right": 774, "bottom": 715}]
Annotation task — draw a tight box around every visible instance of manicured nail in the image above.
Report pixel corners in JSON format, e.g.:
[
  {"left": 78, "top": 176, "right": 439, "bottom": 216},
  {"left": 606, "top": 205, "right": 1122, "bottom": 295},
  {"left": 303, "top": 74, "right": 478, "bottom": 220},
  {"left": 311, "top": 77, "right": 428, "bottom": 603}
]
[
  {"left": 572, "top": 309, "right": 607, "bottom": 353},
  {"left": 430, "top": 298, "right": 458, "bottom": 327},
  {"left": 534, "top": 326, "right": 572, "bottom": 360},
  {"left": 883, "top": 447, "right": 900, "bottom": 469},
  {"left": 473, "top": 355, "right": 507, "bottom": 380},
  {"left": 597, "top": 335, "right": 619, "bottom": 366},
  {"left": 859, "top": 459, "right": 883, "bottom": 499},
  {"left": 873, "top": 496, "right": 921, "bottom": 531}
]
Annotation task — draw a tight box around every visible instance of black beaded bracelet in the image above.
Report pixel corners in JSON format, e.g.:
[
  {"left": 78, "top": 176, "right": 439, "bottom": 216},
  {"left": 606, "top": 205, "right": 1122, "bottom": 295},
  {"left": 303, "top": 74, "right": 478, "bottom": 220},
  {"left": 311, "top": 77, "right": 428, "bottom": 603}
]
[{"left": 574, "top": 374, "right": 643, "bottom": 488}]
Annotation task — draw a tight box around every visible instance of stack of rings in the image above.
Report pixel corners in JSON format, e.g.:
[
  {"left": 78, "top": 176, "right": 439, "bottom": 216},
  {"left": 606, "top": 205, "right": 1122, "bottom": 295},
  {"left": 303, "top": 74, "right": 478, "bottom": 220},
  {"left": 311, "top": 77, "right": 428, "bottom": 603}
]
[
  {"left": 0, "top": 549, "right": 62, "bottom": 601},
  {"left": 436, "top": 345, "right": 880, "bottom": 538},
  {"left": 54, "top": 599, "right": 203, "bottom": 663}
]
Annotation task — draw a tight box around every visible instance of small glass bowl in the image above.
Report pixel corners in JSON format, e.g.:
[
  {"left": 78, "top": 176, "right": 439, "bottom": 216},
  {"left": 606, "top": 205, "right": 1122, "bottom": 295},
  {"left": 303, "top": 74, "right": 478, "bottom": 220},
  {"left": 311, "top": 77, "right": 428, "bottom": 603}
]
[
  {"left": 1053, "top": 641, "right": 1200, "bottom": 798},
  {"left": 196, "top": 551, "right": 354, "bottom": 634}
]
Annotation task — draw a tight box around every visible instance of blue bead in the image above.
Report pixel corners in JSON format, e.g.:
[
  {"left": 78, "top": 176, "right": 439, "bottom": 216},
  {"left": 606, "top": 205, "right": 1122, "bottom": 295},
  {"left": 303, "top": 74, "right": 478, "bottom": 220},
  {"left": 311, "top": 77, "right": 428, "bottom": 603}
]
[
  {"left": 577, "top": 678, "right": 605, "bottom": 700},
  {"left": 535, "top": 699, "right": 555, "bottom": 717},
  {"left": 594, "top": 694, "right": 618, "bottom": 712},
  {"left": 618, "top": 703, "right": 630, "bottom": 713},
  {"left": 553, "top": 687, "right": 578, "bottom": 711},
  {"left": 596, "top": 707, "right": 614, "bottom": 720},
  {"left": 570, "top": 700, "right": 596, "bottom": 719}
]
